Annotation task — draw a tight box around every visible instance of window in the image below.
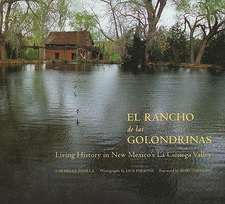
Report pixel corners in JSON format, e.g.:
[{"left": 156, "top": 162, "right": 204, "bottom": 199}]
[
  {"left": 72, "top": 53, "right": 75, "bottom": 60},
  {"left": 55, "top": 52, "right": 59, "bottom": 59}
]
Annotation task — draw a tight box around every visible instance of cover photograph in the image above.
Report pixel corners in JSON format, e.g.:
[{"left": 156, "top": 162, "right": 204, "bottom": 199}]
[{"left": 0, "top": 0, "right": 225, "bottom": 204}]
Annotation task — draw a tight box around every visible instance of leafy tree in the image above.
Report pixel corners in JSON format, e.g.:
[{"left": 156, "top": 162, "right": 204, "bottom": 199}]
[
  {"left": 69, "top": 11, "right": 104, "bottom": 42},
  {"left": 70, "top": 11, "right": 97, "bottom": 32},
  {"left": 57, "top": 0, "right": 70, "bottom": 31},
  {"left": 165, "top": 23, "right": 187, "bottom": 63},
  {"left": 148, "top": 27, "right": 169, "bottom": 62},
  {"left": 0, "top": 0, "right": 71, "bottom": 59},
  {"left": 203, "top": 31, "right": 225, "bottom": 65}
]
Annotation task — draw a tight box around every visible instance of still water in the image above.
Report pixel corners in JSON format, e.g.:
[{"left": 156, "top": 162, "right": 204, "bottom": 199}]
[{"left": 0, "top": 64, "right": 225, "bottom": 204}]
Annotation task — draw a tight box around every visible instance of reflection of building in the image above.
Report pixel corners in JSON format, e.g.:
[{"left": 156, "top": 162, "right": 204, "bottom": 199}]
[
  {"left": 0, "top": 34, "right": 6, "bottom": 60},
  {"left": 45, "top": 31, "right": 94, "bottom": 61}
]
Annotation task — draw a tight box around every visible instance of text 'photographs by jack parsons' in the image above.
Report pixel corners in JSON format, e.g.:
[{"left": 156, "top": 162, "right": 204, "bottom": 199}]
[{"left": 0, "top": 1, "right": 225, "bottom": 204}]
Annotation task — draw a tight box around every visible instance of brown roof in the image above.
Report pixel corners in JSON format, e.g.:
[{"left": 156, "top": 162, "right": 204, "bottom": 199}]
[{"left": 45, "top": 31, "right": 93, "bottom": 47}]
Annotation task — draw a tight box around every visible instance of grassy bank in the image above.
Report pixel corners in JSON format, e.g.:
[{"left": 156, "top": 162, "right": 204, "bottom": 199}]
[
  {"left": 0, "top": 59, "right": 44, "bottom": 65},
  {"left": 147, "top": 62, "right": 225, "bottom": 70},
  {"left": 0, "top": 59, "right": 224, "bottom": 70}
]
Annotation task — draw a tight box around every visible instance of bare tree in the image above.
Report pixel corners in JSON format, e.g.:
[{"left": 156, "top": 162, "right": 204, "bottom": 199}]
[
  {"left": 94, "top": 0, "right": 168, "bottom": 63},
  {"left": 176, "top": 0, "right": 225, "bottom": 64},
  {"left": 195, "top": 12, "right": 225, "bottom": 64}
]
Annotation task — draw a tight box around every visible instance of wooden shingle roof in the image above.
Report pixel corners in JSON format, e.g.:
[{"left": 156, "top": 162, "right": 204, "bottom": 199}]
[{"left": 45, "top": 31, "right": 93, "bottom": 48}]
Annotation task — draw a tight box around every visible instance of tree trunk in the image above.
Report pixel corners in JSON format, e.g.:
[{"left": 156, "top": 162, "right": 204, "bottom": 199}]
[
  {"left": 145, "top": 21, "right": 157, "bottom": 63},
  {"left": 0, "top": 3, "right": 3, "bottom": 34},
  {"left": 195, "top": 38, "right": 208, "bottom": 64},
  {"left": 5, "top": 3, "right": 12, "bottom": 32},
  {"left": 111, "top": 6, "right": 119, "bottom": 39},
  {"left": 144, "top": 0, "right": 166, "bottom": 63},
  {"left": 190, "top": 32, "right": 195, "bottom": 63}
]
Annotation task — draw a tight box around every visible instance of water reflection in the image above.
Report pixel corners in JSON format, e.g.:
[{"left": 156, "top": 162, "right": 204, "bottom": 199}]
[{"left": 0, "top": 64, "right": 225, "bottom": 204}]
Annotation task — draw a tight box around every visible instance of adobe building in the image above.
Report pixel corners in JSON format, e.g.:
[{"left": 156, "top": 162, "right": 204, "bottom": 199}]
[{"left": 45, "top": 31, "right": 94, "bottom": 61}]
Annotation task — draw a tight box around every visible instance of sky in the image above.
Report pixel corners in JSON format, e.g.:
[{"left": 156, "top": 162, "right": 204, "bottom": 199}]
[{"left": 158, "top": 1, "right": 177, "bottom": 27}]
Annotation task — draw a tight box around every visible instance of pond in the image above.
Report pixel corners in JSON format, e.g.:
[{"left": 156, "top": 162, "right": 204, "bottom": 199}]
[{"left": 0, "top": 64, "right": 225, "bottom": 204}]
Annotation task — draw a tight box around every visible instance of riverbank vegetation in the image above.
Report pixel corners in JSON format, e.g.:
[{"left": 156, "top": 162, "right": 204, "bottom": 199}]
[{"left": 0, "top": 0, "right": 224, "bottom": 68}]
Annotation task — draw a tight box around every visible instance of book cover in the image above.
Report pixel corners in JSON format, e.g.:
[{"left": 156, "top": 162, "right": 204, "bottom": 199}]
[{"left": 0, "top": 1, "right": 225, "bottom": 204}]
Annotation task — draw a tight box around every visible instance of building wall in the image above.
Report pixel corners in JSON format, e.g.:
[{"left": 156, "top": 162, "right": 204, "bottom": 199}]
[
  {"left": 45, "top": 48, "right": 92, "bottom": 61},
  {"left": 45, "top": 49, "right": 75, "bottom": 61}
]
